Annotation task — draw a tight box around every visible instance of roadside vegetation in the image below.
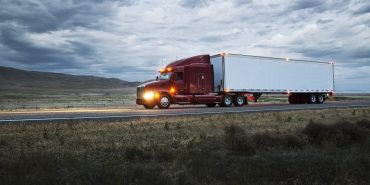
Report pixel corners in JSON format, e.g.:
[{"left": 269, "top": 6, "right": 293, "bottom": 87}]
[
  {"left": 0, "top": 88, "right": 136, "bottom": 110},
  {"left": 1, "top": 108, "right": 370, "bottom": 185}
]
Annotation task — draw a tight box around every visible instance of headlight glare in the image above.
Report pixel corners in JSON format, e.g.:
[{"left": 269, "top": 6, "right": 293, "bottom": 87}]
[{"left": 143, "top": 92, "right": 155, "bottom": 100}]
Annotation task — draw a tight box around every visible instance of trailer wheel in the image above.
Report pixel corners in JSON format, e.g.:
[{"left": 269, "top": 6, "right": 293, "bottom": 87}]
[
  {"left": 221, "top": 94, "right": 233, "bottom": 107},
  {"left": 233, "top": 95, "right": 245, "bottom": 106},
  {"left": 157, "top": 94, "right": 171, "bottom": 109},
  {"left": 206, "top": 103, "right": 216, "bottom": 107},
  {"left": 317, "top": 94, "right": 325, "bottom": 104},
  {"left": 288, "top": 94, "right": 296, "bottom": 104},
  {"left": 299, "top": 94, "right": 307, "bottom": 104},
  {"left": 308, "top": 94, "right": 317, "bottom": 104},
  {"left": 143, "top": 104, "right": 155, "bottom": 109}
]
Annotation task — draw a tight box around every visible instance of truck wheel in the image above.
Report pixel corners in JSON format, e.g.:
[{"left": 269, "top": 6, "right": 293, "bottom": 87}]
[
  {"left": 308, "top": 94, "right": 317, "bottom": 104},
  {"left": 233, "top": 95, "right": 244, "bottom": 106},
  {"left": 288, "top": 94, "right": 296, "bottom": 104},
  {"left": 317, "top": 94, "right": 325, "bottom": 104},
  {"left": 144, "top": 104, "right": 155, "bottom": 109},
  {"left": 221, "top": 94, "right": 233, "bottom": 107},
  {"left": 206, "top": 103, "right": 216, "bottom": 107},
  {"left": 288, "top": 94, "right": 298, "bottom": 104},
  {"left": 157, "top": 94, "right": 171, "bottom": 109}
]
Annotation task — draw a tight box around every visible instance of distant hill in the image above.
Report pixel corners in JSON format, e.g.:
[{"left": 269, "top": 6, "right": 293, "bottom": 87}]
[{"left": 0, "top": 66, "right": 141, "bottom": 90}]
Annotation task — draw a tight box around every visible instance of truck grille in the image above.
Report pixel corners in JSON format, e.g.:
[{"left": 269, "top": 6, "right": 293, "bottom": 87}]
[{"left": 137, "top": 86, "right": 144, "bottom": 99}]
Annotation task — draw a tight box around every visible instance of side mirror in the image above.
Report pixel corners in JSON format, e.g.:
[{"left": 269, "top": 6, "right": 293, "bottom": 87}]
[
  {"left": 156, "top": 76, "right": 159, "bottom": 81},
  {"left": 171, "top": 74, "right": 177, "bottom": 82}
]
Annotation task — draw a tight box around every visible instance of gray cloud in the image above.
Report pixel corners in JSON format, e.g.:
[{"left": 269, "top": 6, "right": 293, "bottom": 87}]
[
  {"left": 180, "top": 0, "right": 209, "bottom": 8},
  {"left": 352, "top": 2, "right": 370, "bottom": 15},
  {"left": 288, "top": 0, "right": 324, "bottom": 11},
  {"left": 0, "top": 0, "right": 370, "bottom": 91}
]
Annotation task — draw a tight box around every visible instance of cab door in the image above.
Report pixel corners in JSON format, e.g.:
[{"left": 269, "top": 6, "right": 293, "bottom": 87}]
[
  {"left": 173, "top": 72, "right": 185, "bottom": 93},
  {"left": 198, "top": 73, "right": 206, "bottom": 93}
]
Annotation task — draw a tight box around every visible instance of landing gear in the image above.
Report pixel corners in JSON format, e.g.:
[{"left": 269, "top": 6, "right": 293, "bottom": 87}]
[{"left": 252, "top": 93, "right": 262, "bottom": 102}]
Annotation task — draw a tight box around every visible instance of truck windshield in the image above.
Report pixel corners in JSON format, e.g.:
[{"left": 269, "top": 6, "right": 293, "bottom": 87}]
[{"left": 158, "top": 73, "right": 172, "bottom": 80}]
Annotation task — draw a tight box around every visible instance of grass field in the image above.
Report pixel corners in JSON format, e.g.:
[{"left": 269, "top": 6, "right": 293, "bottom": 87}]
[
  {"left": 0, "top": 88, "right": 137, "bottom": 111},
  {"left": 1, "top": 108, "right": 370, "bottom": 185},
  {"left": 1, "top": 87, "right": 370, "bottom": 111}
]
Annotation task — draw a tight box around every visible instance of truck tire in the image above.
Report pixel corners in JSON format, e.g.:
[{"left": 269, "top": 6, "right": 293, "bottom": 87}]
[
  {"left": 157, "top": 94, "right": 171, "bottom": 109},
  {"left": 144, "top": 104, "right": 155, "bottom": 109},
  {"left": 221, "top": 94, "right": 233, "bottom": 107},
  {"left": 206, "top": 103, "right": 216, "bottom": 107},
  {"left": 299, "top": 94, "right": 307, "bottom": 104},
  {"left": 308, "top": 94, "right": 317, "bottom": 104},
  {"left": 288, "top": 94, "right": 297, "bottom": 104},
  {"left": 317, "top": 94, "right": 325, "bottom": 104},
  {"left": 233, "top": 95, "right": 245, "bottom": 106}
]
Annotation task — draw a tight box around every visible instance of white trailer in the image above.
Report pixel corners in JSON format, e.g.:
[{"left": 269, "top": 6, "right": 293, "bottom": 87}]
[{"left": 210, "top": 53, "right": 335, "bottom": 104}]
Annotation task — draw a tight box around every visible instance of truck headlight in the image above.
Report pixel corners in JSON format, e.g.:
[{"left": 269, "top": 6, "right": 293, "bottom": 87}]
[{"left": 143, "top": 91, "right": 155, "bottom": 100}]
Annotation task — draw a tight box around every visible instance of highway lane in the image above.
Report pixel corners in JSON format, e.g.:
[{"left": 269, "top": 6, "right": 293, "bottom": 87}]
[{"left": 1, "top": 101, "right": 370, "bottom": 123}]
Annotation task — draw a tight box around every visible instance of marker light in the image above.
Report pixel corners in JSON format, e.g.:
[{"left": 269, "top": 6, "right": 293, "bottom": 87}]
[
  {"left": 143, "top": 91, "right": 155, "bottom": 100},
  {"left": 159, "top": 68, "right": 165, "bottom": 73},
  {"left": 170, "top": 87, "right": 176, "bottom": 93},
  {"left": 166, "top": 67, "right": 173, "bottom": 72},
  {"left": 155, "top": 93, "right": 160, "bottom": 98}
]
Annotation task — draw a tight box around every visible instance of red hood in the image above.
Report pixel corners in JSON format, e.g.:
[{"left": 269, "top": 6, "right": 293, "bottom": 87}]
[{"left": 139, "top": 80, "right": 170, "bottom": 92}]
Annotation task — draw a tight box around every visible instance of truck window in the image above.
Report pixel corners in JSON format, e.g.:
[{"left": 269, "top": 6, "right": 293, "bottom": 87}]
[
  {"left": 176, "top": 72, "right": 183, "bottom": 81},
  {"left": 159, "top": 73, "right": 171, "bottom": 80}
]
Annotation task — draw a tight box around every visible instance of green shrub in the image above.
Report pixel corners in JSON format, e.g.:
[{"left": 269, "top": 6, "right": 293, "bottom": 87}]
[
  {"left": 333, "top": 121, "right": 368, "bottom": 147},
  {"left": 302, "top": 121, "right": 336, "bottom": 146},
  {"left": 223, "top": 125, "right": 255, "bottom": 155},
  {"left": 302, "top": 121, "right": 369, "bottom": 148},
  {"left": 125, "top": 146, "right": 151, "bottom": 161},
  {"left": 356, "top": 119, "right": 370, "bottom": 129},
  {"left": 253, "top": 133, "right": 306, "bottom": 150}
]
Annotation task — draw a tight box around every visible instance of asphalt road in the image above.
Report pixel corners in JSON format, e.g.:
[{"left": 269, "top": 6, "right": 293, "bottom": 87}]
[{"left": 1, "top": 101, "right": 370, "bottom": 123}]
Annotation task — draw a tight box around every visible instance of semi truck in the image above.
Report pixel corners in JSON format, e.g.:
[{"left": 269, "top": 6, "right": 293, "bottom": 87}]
[{"left": 136, "top": 53, "right": 335, "bottom": 109}]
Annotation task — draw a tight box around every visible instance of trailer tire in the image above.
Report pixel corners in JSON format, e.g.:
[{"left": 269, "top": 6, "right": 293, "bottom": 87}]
[
  {"left": 221, "top": 94, "right": 233, "bottom": 107},
  {"left": 308, "top": 94, "right": 317, "bottom": 104},
  {"left": 143, "top": 104, "right": 155, "bottom": 109},
  {"left": 157, "top": 94, "right": 171, "bottom": 109},
  {"left": 233, "top": 95, "right": 245, "bottom": 106},
  {"left": 317, "top": 94, "right": 325, "bottom": 104},
  {"left": 289, "top": 94, "right": 299, "bottom": 104},
  {"left": 206, "top": 103, "right": 216, "bottom": 107}
]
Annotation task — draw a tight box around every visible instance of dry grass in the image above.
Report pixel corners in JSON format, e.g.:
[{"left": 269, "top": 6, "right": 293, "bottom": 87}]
[
  {"left": 1, "top": 108, "right": 370, "bottom": 185},
  {"left": 0, "top": 88, "right": 136, "bottom": 110}
]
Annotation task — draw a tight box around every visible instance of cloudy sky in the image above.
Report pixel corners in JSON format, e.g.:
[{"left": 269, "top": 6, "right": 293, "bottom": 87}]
[{"left": 0, "top": 0, "right": 370, "bottom": 92}]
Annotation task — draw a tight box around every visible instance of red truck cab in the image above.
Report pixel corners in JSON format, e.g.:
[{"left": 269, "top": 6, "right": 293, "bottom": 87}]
[{"left": 136, "top": 55, "right": 226, "bottom": 109}]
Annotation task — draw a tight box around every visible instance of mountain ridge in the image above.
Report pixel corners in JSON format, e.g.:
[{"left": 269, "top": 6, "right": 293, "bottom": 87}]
[{"left": 0, "top": 66, "right": 141, "bottom": 90}]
